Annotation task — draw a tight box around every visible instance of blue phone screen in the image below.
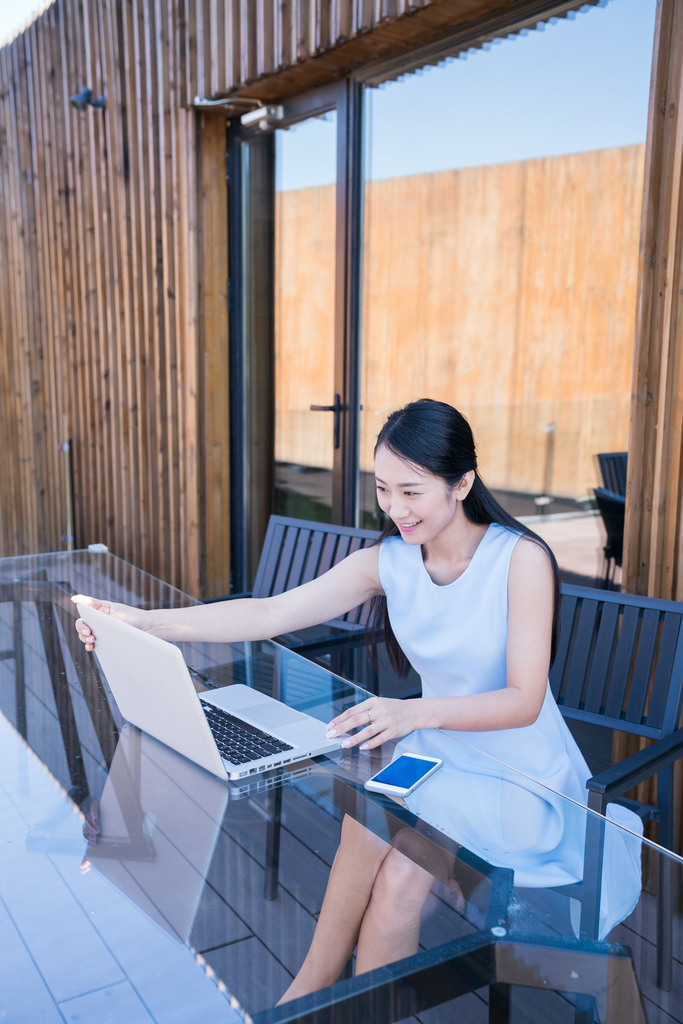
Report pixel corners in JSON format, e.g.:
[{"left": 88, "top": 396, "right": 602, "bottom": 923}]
[{"left": 371, "top": 756, "right": 436, "bottom": 790}]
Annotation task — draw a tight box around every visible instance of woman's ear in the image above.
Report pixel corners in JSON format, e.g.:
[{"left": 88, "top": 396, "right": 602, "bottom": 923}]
[{"left": 453, "top": 470, "right": 476, "bottom": 501}]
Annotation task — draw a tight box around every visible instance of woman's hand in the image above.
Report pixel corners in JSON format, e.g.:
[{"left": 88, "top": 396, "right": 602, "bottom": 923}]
[
  {"left": 326, "top": 697, "right": 421, "bottom": 751},
  {"left": 71, "top": 594, "right": 151, "bottom": 652}
]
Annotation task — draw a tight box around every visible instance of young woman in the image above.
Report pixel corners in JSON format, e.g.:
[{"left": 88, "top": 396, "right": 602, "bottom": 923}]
[{"left": 74, "top": 399, "right": 641, "bottom": 1001}]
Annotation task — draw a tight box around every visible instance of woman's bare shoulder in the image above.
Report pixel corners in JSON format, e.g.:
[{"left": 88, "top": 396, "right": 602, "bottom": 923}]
[
  {"left": 509, "top": 534, "right": 555, "bottom": 587},
  {"left": 343, "top": 543, "right": 382, "bottom": 588}
]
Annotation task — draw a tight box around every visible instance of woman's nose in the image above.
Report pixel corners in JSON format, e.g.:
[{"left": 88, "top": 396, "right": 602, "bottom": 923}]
[{"left": 390, "top": 500, "right": 410, "bottom": 518}]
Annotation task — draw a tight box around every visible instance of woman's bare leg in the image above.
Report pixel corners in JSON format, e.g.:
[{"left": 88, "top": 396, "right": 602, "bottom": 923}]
[
  {"left": 355, "top": 846, "right": 435, "bottom": 975},
  {"left": 277, "top": 815, "right": 393, "bottom": 1004}
]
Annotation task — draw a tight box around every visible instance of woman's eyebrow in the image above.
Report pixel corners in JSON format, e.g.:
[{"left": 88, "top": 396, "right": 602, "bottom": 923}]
[{"left": 375, "top": 477, "right": 422, "bottom": 486}]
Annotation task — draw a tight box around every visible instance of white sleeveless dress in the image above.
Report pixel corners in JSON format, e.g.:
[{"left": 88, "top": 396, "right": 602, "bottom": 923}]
[{"left": 379, "top": 524, "right": 642, "bottom": 939}]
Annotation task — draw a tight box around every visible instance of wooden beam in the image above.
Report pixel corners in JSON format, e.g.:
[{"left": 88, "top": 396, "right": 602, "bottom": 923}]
[{"left": 624, "top": 0, "right": 683, "bottom": 601}]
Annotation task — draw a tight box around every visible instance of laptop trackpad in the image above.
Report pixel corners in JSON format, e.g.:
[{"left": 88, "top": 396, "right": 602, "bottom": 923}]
[{"left": 239, "top": 702, "right": 308, "bottom": 730}]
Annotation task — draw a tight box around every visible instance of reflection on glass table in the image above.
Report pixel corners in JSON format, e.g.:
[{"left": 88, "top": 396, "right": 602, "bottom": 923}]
[
  {"left": 0, "top": 551, "right": 681, "bottom": 1024},
  {"left": 83, "top": 724, "right": 229, "bottom": 944}
]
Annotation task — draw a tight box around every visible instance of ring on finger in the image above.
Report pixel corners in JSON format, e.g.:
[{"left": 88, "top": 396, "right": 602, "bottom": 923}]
[{"left": 366, "top": 710, "right": 372, "bottom": 725}]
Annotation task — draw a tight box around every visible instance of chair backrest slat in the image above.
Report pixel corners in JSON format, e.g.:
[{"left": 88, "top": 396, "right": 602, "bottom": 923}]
[
  {"left": 583, "top": 601, "right": 620, "bottom": 714},
  {"left": 317, "top": 534, "right": 339, "bottom": 578},
  {"left": 253, "top": 521, "right": 286, "bottom": 597},
  {"left": 301, "top": 531, "right": 325, "bottom": 585},
  {"left": 602, "top": 605, "right": 640, "bottom": 719},
  {"left": 272, "top": 526, "right": 299, "bottom": 595},
  {"left": 597, "top": 452, "right": 627, "bottom": 497},
  {"left": 286, "top": 530, "right": 312, "bottom": 590},
  {"left": 646, "top": 612, "right": 681, "bottom": 729},
  {"left": 562, "top": 599, "right": 599, "bottom": 708},
  {"left": 624, "top": 608, "right": 660, "bottom": 724},
  {"left": 334, "top": 536, "right": 351, "bottom": 565}
]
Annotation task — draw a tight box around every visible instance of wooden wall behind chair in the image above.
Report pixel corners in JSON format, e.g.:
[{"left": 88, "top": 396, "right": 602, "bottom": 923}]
[{"left": 275, "top": 144, "right": 645, "bottom": 500}]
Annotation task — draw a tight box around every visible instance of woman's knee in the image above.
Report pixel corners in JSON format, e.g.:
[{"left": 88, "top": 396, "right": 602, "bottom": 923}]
[{"left": 371, "top": 848, "right": 434, "bottom": 915}]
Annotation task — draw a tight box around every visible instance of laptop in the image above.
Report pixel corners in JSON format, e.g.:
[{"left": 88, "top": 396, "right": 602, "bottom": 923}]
[{"left": 77, "top": 604, "right": 341, "bottom": 781}]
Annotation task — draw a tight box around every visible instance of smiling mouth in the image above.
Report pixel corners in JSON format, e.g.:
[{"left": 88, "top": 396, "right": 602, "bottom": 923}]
[{"left": 397, "top": 521, "right": 421, "bottom": 530}]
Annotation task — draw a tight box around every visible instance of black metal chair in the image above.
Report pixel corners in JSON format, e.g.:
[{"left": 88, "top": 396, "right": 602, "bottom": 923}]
[
  {"left": 597, "top": 451, "right": 627, "bottom": 497},
  {"left": 550, "top": 584, "right": 683, "bottom": 1001},
  {"left": 593, "top": 486, "right": 625, "bottom": 587}
]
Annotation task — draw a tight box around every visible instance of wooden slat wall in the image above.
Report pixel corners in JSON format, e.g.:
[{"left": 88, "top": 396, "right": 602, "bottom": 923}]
[
  {"left": 0, "top": 0, "right": 450, "bottom": 596},
  {"left": 0, "top": 0, "right": 201, "bottom": 590},
  {"left": 275, "top": 145, "right": 645, "bottom": 500}
]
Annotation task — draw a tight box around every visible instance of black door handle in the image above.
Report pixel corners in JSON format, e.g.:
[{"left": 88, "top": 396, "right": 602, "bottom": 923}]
[{"left": 310, "top": 393, "right": 342, "bottom": 449}]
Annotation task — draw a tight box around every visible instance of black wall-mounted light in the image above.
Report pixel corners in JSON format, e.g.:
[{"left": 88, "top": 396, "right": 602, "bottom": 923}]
[{"left": 69, "top": 87, "right": 106, "bottom": 111}]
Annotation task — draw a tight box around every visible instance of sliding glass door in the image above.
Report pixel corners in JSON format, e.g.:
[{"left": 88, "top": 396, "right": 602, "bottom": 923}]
[
  {"left": 274, "top": 112, "right": 337, "bottom": 523},
  {"left": 229, "top": 0, "right": 656, "bottom": 590},
  {"left": 358, "top": 0, "right": 656, "bottom": 579},
  {"left": 228, "top": 83, "right": 360, "bottom": 590}
]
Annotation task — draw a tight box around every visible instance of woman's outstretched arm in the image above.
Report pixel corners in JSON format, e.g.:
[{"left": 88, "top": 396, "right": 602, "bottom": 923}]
[{"left": 73, "top": 545, "right": 382, "bottom": 651}]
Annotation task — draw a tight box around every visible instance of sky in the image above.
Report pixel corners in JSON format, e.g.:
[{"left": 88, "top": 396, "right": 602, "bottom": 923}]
[
  {"left": 0, "top": 0, "right": 48, "bottom": 47},
  {"left": 276, "top": 0, "right": 657, "bottom": 190}
]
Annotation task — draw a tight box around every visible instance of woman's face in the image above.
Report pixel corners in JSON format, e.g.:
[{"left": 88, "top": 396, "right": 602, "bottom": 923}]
[{"left": 374, "top": 445, "right": 474, "bottom": 545}]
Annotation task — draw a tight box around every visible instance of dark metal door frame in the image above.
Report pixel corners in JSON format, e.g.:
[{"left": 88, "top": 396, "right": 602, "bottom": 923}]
[{"left": 228, "top": 79, "right": 363, "bottom": 591}]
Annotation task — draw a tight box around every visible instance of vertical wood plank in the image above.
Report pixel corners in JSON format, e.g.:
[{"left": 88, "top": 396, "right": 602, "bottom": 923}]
[
  {"left": 197, "top": 112, "right": 230, "bottom": 598},
  {"left": 624, "top": 0, "right": 683, "bottom": 600}
]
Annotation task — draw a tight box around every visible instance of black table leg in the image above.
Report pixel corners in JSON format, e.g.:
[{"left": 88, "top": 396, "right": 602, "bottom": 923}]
[
  {"left": 265, "top": 785, "right": 283, "bottom": 900},
  {"left": 489, "top": 982, "right": 510, "bottom": 1024}
]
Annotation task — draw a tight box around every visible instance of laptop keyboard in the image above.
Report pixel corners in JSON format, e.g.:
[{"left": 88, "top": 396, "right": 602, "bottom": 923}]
[{"left": 200, "top": 700, "right": 294, "bottom": 767}]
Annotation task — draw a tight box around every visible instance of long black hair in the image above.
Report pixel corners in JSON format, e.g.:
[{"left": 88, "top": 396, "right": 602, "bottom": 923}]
[{"left": 366, "top": 399, "right": 561, "bottom": 677}]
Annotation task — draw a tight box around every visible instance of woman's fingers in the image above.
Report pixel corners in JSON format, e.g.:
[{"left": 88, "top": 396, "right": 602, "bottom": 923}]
[
  {"left": 75, "top": 617, "right": 96, "bottom": 651},
  {"left": 326, "top": 700, "right": 388, "bottom": 750},
  {"left": 326, "top": 700, "right": 374, "bottom": 736},
  {"left": 326, "top": 696, "right": 414, "bottom": 751},
  {"left": 71, "top": 595, "right": 147, "bottom": 652}
]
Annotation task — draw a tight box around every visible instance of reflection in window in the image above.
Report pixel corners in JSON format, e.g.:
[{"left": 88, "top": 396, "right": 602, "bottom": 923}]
[
  {"left": 359, "top": 0, "right": 655, "bottom": 584},
  {"left": 274, "top": 113, "right": 337, "bottom": 523}
]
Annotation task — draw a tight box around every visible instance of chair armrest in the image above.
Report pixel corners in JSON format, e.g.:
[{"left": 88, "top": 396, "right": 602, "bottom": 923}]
[{"left": 586, "top": 728, "right": 683, "bottom": 810}]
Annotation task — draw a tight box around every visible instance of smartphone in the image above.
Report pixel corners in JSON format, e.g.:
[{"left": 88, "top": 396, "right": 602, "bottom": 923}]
[{"left": 364, "top": 753, "right": 443, "bottom": 798}]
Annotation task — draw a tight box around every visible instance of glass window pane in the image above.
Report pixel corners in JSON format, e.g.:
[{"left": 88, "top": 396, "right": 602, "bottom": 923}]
[
  {"left": 274, "top": 113, "right": 337, "bottom": 523},
  {"left": 359, "top": 0, "right": 655, "bottom": 585}
]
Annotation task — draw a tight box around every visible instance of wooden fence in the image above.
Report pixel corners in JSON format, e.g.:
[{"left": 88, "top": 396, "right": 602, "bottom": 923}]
[{"left": 275, "top": 143, "right": 645, "bottom": 499}]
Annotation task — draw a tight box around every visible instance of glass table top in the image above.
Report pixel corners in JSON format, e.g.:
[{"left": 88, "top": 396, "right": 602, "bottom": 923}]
[{"left": 0, "top": 551, "right": 681, "bottom": 1024}]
